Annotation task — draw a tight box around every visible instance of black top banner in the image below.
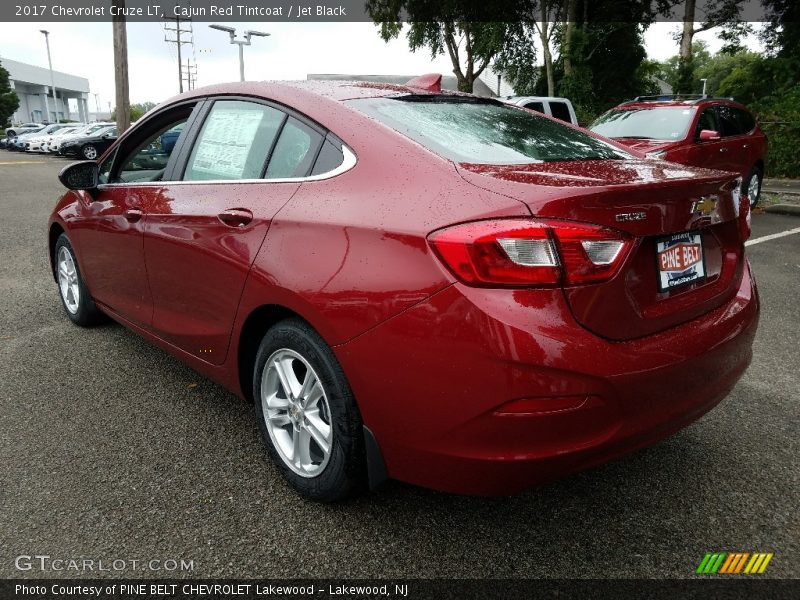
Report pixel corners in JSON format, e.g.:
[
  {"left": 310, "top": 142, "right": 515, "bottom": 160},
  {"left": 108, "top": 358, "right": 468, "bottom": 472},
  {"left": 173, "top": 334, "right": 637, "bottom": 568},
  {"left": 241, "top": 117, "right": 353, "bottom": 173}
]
[{"left": 0, "top": 0, "right": 786, "bottom": 23}]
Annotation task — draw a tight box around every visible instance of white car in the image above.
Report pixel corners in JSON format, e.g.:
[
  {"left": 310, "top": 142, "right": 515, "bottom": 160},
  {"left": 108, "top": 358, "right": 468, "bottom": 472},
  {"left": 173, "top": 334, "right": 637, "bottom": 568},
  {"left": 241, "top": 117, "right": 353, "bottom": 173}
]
[
  {"left": 38, "top": 126, "right": 83, "bottom": 153},
  {"left": 500, "top": 96, "right": 579, "bottom": 125},
  {"left": 48, "top": 123, "right": 114, "bottom": 154},
  {"left": 25, "top": 124, "right": 81, "bottom": 153}
]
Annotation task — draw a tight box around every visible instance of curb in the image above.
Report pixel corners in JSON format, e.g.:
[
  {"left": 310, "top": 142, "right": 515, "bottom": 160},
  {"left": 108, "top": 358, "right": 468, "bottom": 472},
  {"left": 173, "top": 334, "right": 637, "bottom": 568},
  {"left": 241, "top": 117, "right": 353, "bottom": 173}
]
[
  {"left": 762, "top": 188, "right": 800, "bottom": 197},
  {"left": 764, "top": 204, "right": 800, "bottom": 216}
]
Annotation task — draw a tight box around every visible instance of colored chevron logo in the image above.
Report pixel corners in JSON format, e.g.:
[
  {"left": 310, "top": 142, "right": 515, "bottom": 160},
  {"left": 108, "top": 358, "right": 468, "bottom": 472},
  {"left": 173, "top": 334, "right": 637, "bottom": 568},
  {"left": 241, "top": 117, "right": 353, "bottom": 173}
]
[{"left": 696, "top": 552, "right": 774, "bottom": 574}]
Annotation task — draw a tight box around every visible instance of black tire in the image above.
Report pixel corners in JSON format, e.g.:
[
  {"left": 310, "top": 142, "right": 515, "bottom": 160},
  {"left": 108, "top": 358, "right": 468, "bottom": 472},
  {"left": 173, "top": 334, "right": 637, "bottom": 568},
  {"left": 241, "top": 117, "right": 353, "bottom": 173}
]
[
  {"left": 253, "top": 318, "right": 364, "bottom": 502},
  {"left": 53, "top": 233, "right": 104, "bottom": 326},
  {"left": 81, "top": 144, "right": 97, "bottom": 160},
  {"left": 744, "top": 167, "right": 762, "bottom": 209}
]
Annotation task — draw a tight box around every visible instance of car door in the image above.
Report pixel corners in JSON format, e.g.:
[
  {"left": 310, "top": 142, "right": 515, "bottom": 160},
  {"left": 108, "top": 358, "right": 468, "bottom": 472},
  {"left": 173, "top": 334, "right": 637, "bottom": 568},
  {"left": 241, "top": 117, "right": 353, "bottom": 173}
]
[
  {"left": 713, "top": 105, "right": 748, "bottom": 174},
  {"left": 686, "top": 106, "right": 734, "bottom": 172},
  {"left": 78, "top": 102, "right": 199, "bottom": 327},
  {"left": 142, "top": 98, "right": 325, "bottom": 364}
]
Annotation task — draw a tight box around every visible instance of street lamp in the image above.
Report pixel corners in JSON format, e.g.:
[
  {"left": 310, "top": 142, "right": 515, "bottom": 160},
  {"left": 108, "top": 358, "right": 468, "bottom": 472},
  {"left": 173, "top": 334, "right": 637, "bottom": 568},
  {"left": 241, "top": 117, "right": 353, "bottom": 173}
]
[
  {"left": 40, "top": 30, "right": 59, "bottom": 123},
  {"left": 209, "top": 25, "right": 270, "bottom": 82}
]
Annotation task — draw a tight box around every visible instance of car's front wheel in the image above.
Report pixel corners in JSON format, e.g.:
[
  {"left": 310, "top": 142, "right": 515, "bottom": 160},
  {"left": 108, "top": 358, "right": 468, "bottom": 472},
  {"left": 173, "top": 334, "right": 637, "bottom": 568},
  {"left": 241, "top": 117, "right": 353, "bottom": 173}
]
[
  {"left": 744, "top": 167, "right": 762, "bottom": 209},
  {"left": 54, "top": 234, "right": 104, "bottom": 326},
  {"left": 82, "top": 144, "right": 97, "bottom": 160},
  {"left": 253, "top": 318, "right": 364, "bottom": 502}
]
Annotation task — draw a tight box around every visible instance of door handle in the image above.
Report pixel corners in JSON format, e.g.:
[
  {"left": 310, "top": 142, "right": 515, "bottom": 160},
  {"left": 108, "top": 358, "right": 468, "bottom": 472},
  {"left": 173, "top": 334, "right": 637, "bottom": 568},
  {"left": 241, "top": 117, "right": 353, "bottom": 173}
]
[
  {"left": 719, "top": 147, "right": 729, "bottom": 153},
  {"left": 218, "top": 208, "right": 253, "bottom": 228},
  {"left": 743, "top": 144, "right": 749, "bottom": 149},
  {"left": 123, "top": 208, "right": 143, "bottom": 223}
]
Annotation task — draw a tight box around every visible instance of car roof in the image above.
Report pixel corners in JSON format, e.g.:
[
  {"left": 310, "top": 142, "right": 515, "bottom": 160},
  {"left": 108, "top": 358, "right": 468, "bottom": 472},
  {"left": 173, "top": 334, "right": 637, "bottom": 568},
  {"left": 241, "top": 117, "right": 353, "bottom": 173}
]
[
  {"left": 504, "top": 96, "right": 572, "bottom": 103},
  {"left": 615, "top": 97, "right": 749, "bottom": 111}
]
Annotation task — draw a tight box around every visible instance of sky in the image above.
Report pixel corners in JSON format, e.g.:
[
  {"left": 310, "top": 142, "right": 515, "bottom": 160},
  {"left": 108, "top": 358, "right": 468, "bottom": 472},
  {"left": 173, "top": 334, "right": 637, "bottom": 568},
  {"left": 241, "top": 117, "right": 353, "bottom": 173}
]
[{"left": 0, "top": 21, "right": 765, "bottom": 112}]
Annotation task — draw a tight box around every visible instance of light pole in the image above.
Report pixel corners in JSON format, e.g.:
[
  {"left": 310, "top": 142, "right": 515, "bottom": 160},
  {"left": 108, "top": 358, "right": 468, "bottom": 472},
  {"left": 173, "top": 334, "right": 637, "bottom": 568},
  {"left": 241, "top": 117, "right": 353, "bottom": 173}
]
[
  {"left": 40, "top": 30, "right": 59, "bottom": 123},
  {"left": 701, "top": 78, "right": 708, "bottom": 97},
  {"left": 209, "top": 25, "right": 270, "bottom": 82}
]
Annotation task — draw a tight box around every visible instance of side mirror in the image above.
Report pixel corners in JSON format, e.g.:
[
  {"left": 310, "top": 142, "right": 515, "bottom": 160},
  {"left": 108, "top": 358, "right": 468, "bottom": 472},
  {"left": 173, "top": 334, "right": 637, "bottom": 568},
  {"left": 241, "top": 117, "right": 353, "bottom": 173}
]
[
  {"left": 698, "top": 129, "right": 721, "bottom": 142},
  {"left": 59, "top": 161, "right": 99, "bottom": 190}
]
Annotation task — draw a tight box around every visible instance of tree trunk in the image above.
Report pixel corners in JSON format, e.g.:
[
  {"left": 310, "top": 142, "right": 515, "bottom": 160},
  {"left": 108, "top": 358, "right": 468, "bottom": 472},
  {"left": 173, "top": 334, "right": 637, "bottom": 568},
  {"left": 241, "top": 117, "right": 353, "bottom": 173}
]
[
  {"left": 677, "top": 0, "right": 697, "bottom": 94},
  {"left": 539, "top": 5, "right": 555, "bottom": 96},
  {"left": 564, "top": 0, "right": 578, "bottom": 77}
]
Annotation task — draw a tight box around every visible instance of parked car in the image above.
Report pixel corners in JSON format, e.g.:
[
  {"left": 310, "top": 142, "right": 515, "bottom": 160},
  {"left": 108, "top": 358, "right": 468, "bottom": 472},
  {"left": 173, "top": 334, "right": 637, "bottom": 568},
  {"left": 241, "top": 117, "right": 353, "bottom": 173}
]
[
  {"left": 501, "top": 96, "right": 578, "bottom": 125},
  {"left": 58, "top": 126, "right": 117, "bottom": 159},
  {"left": 6, "top": 122, "right": 43, "bottom": 138},
  {"left": 23, "top": 124, "right": 77, "bottom": 152},
  {"left": 589, "top": 96, "right": 768, "bottom": 207},
  {"left": 47, "top": 123, "right": 108, "bottom": 154},
  {"left": 39, "top": 126, "right": 83, "bottom": 153},
  {"left": 50, "top": 78, "right": 758, "bottom": 501},
  {"left": 7, "top": 127, "right": 47, "bottom": 151}
]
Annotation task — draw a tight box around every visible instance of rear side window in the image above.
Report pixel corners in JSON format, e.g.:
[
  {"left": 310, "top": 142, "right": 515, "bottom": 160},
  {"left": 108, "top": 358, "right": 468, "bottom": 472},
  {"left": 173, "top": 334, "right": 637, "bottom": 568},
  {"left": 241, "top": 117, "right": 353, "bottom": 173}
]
[
  {"left": 311, "top": 138, "right": 344, "bottom": 175},
  {"left": 549, "top": 101, "right": 572, "bottom": 123},
  {"left": 265, "top": 117, "right": 324, "bottom": 179},
  {"left": 349, "top": 96, "right": 628, "bottom": 164},
  {"left": 717, "top": 105, "right": 746, "bottom": 137},
  {"left": 734, "top": 108, "right": 755, "bottom": 133},
  {"left": 524, "top": 101, "right": 545, "bottom": 113},
  {"left": 184, "top": 100, "right": 285, "bottom": 181}
]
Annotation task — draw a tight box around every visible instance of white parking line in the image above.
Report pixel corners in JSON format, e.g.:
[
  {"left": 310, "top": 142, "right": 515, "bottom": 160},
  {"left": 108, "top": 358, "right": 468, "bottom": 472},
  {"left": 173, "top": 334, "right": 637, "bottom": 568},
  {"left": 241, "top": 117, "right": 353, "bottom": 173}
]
[{"left": 745, "top": 226, "right": 800, "bottom": 246}]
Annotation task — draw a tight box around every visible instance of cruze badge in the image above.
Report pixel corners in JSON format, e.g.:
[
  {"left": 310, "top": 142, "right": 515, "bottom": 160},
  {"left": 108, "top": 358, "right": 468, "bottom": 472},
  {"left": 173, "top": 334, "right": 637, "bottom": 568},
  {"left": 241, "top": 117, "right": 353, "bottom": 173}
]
[
  {"left": 617, "top": 212, "right": 647, "bottom": 223},
  {"left": 692, "top": 196, "right": 717, "bottom": 216},
  {"left": 616, "top": 212, "right": 647, "bottom": 222}
]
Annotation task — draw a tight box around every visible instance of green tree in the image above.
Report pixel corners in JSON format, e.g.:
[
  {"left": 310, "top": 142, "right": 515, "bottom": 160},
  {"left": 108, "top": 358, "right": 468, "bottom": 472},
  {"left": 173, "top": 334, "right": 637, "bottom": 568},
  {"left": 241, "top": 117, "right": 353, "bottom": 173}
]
[
  {"left": 111, "top": 101, "right": 156, "bottom": 122},
  {"left": 367, "top": 1, "right": 534, "bottom": 93},
  {"left": 0, "top": 60, "right": 20, "bottom": 127}
]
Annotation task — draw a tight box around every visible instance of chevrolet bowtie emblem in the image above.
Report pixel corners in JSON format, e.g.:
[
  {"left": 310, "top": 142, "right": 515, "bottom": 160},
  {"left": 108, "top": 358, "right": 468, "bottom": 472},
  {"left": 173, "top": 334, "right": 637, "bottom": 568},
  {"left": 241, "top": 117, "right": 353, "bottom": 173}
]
[{"left": 692, "top": 196, "right": 717, "bottom": 216}]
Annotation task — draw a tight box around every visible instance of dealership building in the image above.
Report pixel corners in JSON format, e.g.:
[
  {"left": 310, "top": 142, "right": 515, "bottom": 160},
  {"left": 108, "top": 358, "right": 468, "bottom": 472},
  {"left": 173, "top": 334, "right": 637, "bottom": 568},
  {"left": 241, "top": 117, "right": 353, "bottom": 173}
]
[{"left": 2, "top": 58, "right": 91, "bottom": 124}]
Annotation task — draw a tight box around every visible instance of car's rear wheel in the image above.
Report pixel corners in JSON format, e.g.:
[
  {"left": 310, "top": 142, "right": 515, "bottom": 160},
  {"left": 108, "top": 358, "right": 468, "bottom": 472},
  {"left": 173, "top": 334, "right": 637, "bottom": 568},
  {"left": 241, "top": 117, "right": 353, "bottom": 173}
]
[
  {"left": 744, "top": 167, "right": 762, "bottom": 209},
  {"left": 82, "top": 144, "right": 97, "bottom": 160},
  {"left": 253, "top": 318, "right": 364, "bottom": 502},
  {"left": 54, "top": 234, "right": 104, "bottom": 326}
]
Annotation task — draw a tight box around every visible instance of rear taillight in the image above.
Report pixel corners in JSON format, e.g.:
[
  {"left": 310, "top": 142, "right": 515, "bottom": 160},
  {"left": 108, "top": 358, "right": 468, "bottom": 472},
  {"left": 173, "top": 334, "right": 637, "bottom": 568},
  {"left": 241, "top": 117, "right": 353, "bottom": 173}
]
[{"left": 428, "top": 219, "right": 632, "bottom": 287}]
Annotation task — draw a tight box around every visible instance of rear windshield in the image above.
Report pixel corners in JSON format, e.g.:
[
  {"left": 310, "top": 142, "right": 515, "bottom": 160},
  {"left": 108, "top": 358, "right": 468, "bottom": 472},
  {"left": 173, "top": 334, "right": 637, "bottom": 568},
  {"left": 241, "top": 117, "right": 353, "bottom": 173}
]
[
  {"left": 347, "top": 96, "right": 628, "bottom": 164},
  {"left": 590, "top": 106, "right": 695, "bottom": 141}
]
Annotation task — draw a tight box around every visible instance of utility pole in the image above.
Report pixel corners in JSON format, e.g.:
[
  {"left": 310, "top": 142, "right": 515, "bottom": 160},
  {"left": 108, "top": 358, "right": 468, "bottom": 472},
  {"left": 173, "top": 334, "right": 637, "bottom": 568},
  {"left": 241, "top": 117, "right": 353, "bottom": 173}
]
[
  {"left": 112, "top": 0, "right": 130, "bottom": 133},
  {"left": 182, "top": 58, "right": 197, "bottom": 91},
  {"left": 164, "top": 10, "right": 193, "bottom": 93},
  {"left": 40, "top": 30, "right": 59, "bottom": 123}
]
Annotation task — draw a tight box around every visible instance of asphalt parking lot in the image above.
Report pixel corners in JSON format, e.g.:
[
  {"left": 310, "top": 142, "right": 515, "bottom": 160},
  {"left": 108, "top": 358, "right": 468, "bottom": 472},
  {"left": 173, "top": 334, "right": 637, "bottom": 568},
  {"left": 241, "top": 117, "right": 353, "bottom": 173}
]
[{"left": 0, "top": 151, "right": 797, "bottom": 579}]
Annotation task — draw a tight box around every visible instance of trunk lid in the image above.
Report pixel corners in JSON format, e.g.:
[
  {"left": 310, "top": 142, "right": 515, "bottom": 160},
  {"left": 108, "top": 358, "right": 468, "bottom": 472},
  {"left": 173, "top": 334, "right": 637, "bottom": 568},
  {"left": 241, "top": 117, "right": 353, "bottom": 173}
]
[{"left": 458, "top": 159, "right": 745, "bottom": 340}]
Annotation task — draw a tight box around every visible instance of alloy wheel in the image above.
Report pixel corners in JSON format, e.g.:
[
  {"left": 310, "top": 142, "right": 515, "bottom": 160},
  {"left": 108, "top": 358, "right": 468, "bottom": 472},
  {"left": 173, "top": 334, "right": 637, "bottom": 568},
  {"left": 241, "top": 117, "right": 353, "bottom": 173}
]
[
  {"left": 748, "top": 173, "right": 761, "bottom": 208},
  {"left": 260, "top": 348, "right": 333, "bottom": 478},
  {"left": 57, "top": 246, "right": 80, "bottom": 314}
]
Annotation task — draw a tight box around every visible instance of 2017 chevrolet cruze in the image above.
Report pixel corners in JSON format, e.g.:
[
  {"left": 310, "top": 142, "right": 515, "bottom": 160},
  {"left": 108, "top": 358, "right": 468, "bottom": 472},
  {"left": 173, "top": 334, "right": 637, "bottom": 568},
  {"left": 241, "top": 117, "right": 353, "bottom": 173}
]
[{"left": 49, "top": 77, "right": 759, "bottom": 501}]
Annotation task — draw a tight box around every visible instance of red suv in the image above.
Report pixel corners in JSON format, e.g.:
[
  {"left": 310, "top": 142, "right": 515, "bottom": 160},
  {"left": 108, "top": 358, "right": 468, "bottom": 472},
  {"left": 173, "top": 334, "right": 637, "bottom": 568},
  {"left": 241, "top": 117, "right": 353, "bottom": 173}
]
[{"left": 590, "top": 96, "right": 768, "bottom": 207}]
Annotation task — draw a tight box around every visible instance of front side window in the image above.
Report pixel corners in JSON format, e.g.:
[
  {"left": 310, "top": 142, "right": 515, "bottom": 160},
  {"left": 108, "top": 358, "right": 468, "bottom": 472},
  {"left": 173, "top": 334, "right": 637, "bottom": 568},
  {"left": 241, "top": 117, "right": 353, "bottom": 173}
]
[
  {"left": 349, "top": 96, "right": 628, "bottom": 164},
  {"left": 184, "top": 100, "right": 285, "bottom": 181},
  {"left": 113, "top": 118, "right": 188, "bottom": 183},
  {"left": 590, "top": 106, "right": 695, "bottom": 141},
  {"left": 97, "top": 148, "right": 117, "bottom": 185},
  {"left": 695, "top": 108, "right": 719, "bottom": 137},
  {"left": 524, "top": 101, "right": 545, "bottom": 113}
]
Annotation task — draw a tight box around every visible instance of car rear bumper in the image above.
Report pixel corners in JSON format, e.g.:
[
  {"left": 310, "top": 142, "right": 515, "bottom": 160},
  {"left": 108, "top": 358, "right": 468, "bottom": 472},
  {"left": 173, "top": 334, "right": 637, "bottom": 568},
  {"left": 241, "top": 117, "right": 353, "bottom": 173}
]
[{"left": 335, "top": 260, "right": 759, "bottom": 495}]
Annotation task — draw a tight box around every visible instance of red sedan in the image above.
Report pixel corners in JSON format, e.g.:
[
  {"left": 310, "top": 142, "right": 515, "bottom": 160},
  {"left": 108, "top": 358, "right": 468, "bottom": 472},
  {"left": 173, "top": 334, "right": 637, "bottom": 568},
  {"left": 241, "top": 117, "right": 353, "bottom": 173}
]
[{"left": 49, "top": 78, "right": 759, "bottom": 501}]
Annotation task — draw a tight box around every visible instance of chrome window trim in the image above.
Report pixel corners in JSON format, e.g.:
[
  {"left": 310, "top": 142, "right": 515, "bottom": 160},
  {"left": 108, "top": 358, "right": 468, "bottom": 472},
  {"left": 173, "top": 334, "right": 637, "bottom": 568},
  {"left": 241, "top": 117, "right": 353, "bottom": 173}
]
[{"left": 96, "top": 145, "right": 357, "bottom": 189}]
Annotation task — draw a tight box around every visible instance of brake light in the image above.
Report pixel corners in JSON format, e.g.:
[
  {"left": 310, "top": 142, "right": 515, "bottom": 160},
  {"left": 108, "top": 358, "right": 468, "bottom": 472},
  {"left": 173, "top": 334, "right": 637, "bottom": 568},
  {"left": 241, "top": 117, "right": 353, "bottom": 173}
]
[{"left": 428, "top": 219, "right": 632, "bottom": 287}]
